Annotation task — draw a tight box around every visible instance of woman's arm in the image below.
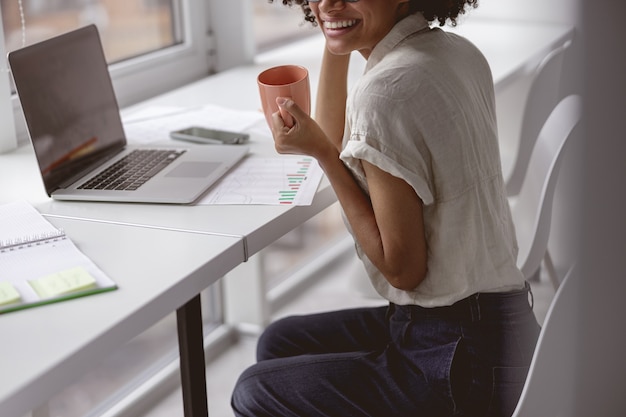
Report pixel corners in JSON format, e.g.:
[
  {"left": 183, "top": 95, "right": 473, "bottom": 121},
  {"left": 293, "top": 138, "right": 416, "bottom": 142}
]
[
  {"left": 272, "top": 99, "right": 428, "bottom": 291},
  {"left": 320, "top": 152, "right": 428, "bottom": 291},
  {"left": 314, "top": 48, "right": 350, "bottom": 152}
]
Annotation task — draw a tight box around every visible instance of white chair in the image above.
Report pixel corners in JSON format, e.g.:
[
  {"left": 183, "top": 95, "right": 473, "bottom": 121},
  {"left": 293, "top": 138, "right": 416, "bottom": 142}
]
[
  {"left": 511, "top": 94, "right": 582, "bottom": 288},
  {"left": 505, "top": 41, "right": 572, "bottom": 197},
  {"left": 511, "top": 264, "right": 579, "bottom": 417}
]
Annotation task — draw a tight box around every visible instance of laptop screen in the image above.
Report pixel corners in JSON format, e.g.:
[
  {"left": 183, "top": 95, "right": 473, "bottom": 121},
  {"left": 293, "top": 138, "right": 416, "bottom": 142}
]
[{"left": 9, "top": 25, "right": 126, "bottom": 195}]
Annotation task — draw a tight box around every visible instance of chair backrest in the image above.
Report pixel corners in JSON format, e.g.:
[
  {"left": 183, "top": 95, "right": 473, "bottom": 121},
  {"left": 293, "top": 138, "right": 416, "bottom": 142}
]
[
  {"left": 511, "top": 264, "right": 579, "bottom": 416},
  {"left": 506, "top": 41, "right": 572, "bottom": 197},
  {"left": 511, "top": 94, "right": 582, "bottom": 280}
]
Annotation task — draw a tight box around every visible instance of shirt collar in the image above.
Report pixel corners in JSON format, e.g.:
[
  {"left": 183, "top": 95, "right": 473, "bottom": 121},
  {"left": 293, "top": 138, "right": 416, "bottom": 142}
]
[{"left": 365, "top": 12, "right": 430, "bottom": 72}]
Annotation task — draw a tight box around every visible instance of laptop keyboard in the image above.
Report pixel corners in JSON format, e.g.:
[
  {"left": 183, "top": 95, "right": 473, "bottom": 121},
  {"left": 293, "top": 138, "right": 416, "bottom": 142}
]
[{"left": 78, "top": 149, "right": 186, "bottom": 191}]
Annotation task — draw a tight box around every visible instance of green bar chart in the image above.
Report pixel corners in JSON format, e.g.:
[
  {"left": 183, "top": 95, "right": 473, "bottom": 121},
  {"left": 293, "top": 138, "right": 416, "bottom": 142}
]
[{"left": 200, "top": 156, "right": 322, "bottom": 205}]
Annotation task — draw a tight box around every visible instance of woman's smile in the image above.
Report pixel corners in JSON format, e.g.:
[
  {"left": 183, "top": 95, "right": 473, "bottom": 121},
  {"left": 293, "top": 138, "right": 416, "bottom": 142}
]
[
  {"left": 311, "top": 0, "right": 409, "bottom": 58},
  {"left": 323, "top": 19, "right": 359, "bottom": 30}
]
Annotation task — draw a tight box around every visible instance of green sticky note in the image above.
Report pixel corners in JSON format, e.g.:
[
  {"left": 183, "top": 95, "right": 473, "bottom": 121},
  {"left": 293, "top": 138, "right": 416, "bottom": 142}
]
[
  {"left": 29, "top": 267, "right": 97, "bottom": 299},
  {"left": 0, "top": 282, "right": 21, "bottom": 306}
]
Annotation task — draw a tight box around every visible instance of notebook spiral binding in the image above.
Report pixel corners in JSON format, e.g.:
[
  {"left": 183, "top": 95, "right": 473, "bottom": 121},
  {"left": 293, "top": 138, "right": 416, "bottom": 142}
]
[{"left": 0, "top": 229, "right": 66, "bottom": 252}]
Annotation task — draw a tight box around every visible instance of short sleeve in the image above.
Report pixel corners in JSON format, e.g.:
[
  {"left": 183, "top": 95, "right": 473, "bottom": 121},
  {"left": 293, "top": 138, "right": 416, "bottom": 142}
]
[{"left": 340, "top": 78, "right": 435, "bottom": 205}]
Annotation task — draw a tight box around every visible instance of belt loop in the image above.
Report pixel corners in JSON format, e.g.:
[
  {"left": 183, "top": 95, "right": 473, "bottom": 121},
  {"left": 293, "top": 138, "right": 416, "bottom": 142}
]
[
  {"left": 526, "top": 281, "right": 534, "bottom": 309},
  {"left": 386, "top": 303, "right": 395, "bottom": 320},
  {"left": 470, "top": 293, "right": 481, "bottom": 322}
]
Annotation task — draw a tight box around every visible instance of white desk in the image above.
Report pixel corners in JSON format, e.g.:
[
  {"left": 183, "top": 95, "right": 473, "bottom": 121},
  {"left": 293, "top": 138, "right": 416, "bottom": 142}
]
[
  {"left": 0, "top": 17, "right": 574, "bottom": 417},
  {"left": 0, "top": 218, "right": 244, "bottom": 417}
]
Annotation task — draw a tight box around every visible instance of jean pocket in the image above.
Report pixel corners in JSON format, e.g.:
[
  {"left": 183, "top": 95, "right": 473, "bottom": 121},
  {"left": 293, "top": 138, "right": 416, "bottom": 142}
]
[{"left": 486, "top": 366, "right": 529, "bottom": 417}]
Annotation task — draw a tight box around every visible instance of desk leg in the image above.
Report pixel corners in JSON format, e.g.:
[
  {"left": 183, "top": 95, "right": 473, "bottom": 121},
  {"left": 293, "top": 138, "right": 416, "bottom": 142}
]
[{"left": 177, "top": 294, "right": 209, "bottom": 417}]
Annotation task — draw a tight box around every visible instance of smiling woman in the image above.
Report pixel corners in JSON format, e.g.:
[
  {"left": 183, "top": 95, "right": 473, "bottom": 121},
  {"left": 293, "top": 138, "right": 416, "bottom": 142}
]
[{"left": 232, "top": 0, "right": 540, "bottom": 416}]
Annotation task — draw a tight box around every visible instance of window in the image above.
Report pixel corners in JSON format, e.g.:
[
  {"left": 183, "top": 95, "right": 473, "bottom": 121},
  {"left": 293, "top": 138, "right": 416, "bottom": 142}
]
[
  {"left": 1, "top": 0, "right": 214, "bottom": 149},
  {"left": 1, "top": 0, "right": 182, "bottom": 63}
]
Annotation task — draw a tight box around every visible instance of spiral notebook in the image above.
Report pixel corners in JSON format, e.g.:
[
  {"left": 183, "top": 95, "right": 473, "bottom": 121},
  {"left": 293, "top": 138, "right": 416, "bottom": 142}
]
[{"left": 0, "top": 201, "right": 117, "bottom": 314}]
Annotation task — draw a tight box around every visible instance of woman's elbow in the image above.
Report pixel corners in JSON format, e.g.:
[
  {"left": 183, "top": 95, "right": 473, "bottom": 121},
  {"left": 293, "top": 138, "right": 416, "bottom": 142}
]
[{"left": 386, "top": 266, "right": 428, "bottom": 292}]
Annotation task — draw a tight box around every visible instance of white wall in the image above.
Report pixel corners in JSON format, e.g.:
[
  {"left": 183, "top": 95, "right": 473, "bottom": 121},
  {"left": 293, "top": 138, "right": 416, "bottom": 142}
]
[{"left": 207, "top": 0, "right": 256, "bottom": 71}]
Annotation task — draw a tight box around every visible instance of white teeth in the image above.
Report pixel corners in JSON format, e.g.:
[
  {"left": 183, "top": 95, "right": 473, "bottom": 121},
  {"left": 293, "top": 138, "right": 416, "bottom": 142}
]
[{"left": 324, "top": 20, "right": 357, "bottom": 30}]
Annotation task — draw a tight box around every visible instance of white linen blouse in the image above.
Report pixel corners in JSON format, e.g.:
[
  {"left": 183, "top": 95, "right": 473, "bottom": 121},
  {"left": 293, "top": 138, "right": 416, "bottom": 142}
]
[{"left": 340, "top": 13, "right": 525, "bottom": 307}]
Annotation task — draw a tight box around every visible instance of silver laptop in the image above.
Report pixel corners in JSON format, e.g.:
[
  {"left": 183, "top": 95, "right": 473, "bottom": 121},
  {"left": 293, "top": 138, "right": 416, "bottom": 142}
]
[{"left": 8, "top": 24, "right": 248, "bottom": 204}]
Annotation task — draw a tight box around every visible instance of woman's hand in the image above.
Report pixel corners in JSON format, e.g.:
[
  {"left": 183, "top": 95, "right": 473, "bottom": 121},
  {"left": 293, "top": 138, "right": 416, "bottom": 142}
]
[{"left": 270, "top": 97, "right": 336, "bottom": 163}]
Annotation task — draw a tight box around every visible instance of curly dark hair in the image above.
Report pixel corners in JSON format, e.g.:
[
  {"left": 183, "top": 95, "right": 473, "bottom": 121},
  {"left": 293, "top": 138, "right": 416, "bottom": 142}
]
[{"left": 269, "top": 0, "right": 479, "bottom": 27}]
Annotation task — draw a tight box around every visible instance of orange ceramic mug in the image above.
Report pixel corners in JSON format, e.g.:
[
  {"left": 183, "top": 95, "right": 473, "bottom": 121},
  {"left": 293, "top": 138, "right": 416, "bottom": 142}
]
[{"left": 257, "top": 65, "right": 310, "bottom": 128}]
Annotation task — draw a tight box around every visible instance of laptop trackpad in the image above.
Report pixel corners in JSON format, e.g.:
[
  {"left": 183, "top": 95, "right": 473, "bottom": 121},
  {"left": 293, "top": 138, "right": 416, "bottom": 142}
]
[{"left": 166, "top": 162, "right": 220, "bottom": 178}]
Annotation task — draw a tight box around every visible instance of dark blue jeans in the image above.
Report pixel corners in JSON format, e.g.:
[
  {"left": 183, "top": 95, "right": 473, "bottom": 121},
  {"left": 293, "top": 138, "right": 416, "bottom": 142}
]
[{"left": 231, "top": 285, "right": 540, "bottom": 417}]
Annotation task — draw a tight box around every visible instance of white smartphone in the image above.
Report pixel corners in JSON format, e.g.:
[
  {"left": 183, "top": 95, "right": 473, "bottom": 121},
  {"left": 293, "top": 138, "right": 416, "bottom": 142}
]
[{"left": 170, "top": 126, "right": 249, "bottom": 145}]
